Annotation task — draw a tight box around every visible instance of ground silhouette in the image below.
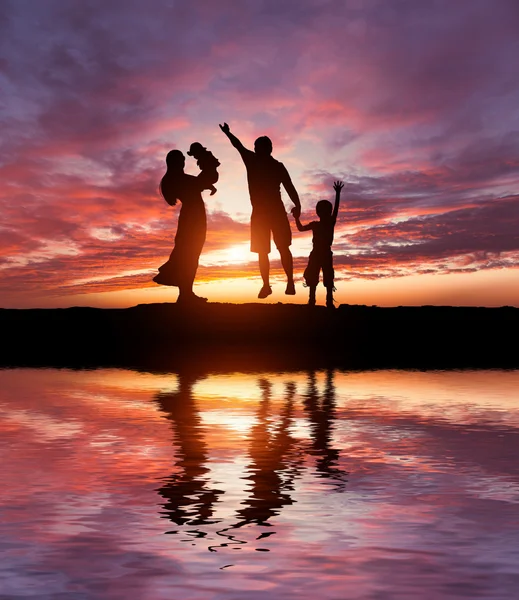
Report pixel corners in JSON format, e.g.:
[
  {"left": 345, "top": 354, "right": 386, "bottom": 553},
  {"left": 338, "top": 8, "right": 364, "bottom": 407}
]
[{"left": 2, "top": 302, "right": 518, "bottom": 371}]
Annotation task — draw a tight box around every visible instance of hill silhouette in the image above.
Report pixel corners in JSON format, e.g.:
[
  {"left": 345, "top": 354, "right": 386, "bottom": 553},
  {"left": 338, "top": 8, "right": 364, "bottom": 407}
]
[{"left": 1, "top": 303, "right": 518, "bottom": 372}]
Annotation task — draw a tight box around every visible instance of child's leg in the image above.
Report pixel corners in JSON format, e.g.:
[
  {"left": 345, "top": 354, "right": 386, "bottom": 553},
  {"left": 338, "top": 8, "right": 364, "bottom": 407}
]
[
  {"left": 308, "top": 285, "right": 317, "bottom": 306},
  {"left": 323, "top": 251, "right": 335, "bottom": 308},
  {"left": 304, "top": 251, "right": 318, "bottom": 304},
  {"left": 325, "top": 285, "right": 334, "bottom": 308}
]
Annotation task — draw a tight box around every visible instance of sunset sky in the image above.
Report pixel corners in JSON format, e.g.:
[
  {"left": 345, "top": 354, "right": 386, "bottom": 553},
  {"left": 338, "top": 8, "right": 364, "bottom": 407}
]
[{"left": 1, "top": 0, "right": 518, "bottom": 308}]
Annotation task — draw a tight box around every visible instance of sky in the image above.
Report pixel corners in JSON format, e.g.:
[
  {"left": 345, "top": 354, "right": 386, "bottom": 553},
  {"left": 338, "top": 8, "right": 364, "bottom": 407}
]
[{"left": 1, "top": 0, "right": 518, "bottom": 308}]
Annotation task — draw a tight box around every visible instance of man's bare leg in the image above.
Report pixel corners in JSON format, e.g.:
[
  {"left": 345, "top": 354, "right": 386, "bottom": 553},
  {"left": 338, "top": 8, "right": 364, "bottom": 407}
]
[
  {"left": 279, "top": 247, "right": 295, "bottom": 295},
  {"left": 258, "top": 253, "right": 272, "bottom": 299}
]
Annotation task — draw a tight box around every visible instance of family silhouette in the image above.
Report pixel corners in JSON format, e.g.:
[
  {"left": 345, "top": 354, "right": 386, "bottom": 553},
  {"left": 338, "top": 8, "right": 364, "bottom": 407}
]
[
  {"left": 155, "top": 372, "right": 348, "bottom": 551},
  {"left": 152, "top": 123, "right": 342, "bottom": 307}
]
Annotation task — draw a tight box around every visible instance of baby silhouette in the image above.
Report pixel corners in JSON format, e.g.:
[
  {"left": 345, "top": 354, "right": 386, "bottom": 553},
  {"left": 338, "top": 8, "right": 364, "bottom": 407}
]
[{"left": 187, "top": 142, "right": 220, "bottom": 195}]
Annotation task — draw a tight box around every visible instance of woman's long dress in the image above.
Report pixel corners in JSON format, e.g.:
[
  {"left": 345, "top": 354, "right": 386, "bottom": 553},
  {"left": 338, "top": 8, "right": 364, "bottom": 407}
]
[{"left": 153, "top": 169, "right": 214, "bottom": 287}]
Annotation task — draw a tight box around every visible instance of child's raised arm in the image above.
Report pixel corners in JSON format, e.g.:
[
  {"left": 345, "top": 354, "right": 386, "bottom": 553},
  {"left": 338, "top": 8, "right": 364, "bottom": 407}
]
[
  {"left": 332, "top": 180, "right": 344, "bottom": 224},
  {"left": 291, "top": 207, "right": 312, "bottom": 232}
]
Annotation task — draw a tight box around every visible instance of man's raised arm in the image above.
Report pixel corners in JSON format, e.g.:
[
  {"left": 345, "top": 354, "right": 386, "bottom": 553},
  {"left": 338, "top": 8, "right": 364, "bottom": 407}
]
[
  {"left": 281, "top": 166, "right": 301, "bottom": 218},
  {"left": 219, "top": 122, "right": 248, "bottom": 155}
]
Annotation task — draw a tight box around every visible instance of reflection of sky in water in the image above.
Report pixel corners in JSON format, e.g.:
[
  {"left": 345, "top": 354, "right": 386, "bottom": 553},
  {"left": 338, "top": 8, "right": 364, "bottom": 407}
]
[{"left": 1, "top": 368, "right": 519, "bottom": 599}]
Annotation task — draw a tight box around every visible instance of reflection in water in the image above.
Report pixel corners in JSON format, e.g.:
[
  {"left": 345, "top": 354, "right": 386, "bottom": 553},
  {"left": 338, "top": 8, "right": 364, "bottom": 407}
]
[
  {"left": 304, "top": 370, "right": 348, "bottom": 490},
  {"left": 155, "top": 375, "right": 223, "bottom": 530},
  {"left": 2, "top": 368, "right": 519, "bottom": 599},
  {"left": 235, "top": 379, "right": 301, "bottom": 528},
  {"left": 155, "top": 372, "right": 348, "bottom": 550}
]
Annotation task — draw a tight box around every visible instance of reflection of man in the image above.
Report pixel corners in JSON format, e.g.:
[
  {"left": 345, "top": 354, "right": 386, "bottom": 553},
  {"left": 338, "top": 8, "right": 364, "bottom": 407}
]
[
  {"left": 235, "top": 379, "right": 299, "bottom": 526},
  {"left": 219, "top": 122, "right": 301, "bottom": 298}
]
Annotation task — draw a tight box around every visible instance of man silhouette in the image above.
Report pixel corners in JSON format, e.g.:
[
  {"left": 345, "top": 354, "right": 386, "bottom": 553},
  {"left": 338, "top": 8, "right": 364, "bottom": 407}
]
[{"left": 219, "top": 122, "right": 301, "bottom": 298}]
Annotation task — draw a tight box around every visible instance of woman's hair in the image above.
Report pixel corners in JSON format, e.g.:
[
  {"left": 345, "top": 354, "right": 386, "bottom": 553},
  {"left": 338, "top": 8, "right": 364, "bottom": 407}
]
[{"left": 160, "top": 150, "right": 185, "bottom": 206}]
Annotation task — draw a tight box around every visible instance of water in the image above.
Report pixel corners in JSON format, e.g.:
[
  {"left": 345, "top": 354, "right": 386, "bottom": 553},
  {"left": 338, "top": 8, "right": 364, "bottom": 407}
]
[{"left": 1, "top": 368, "right": 519, "bottom": 599}]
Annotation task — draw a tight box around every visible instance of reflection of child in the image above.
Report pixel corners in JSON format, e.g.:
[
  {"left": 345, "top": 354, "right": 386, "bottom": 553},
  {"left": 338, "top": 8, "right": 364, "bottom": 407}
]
[
  {"left": 187, "top": 142, "right": 220, "bottom": 195},
  {"left": 292, "top": 181, "right": 344, "bottom": 308}
]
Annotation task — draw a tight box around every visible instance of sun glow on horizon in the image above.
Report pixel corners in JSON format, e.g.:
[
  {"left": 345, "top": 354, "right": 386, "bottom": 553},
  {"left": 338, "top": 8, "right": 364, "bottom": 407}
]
[
  {"left": 7, "top": 266, "right": 515, "bottom": 310},
  {"left": 201, "top": 242, "right": 252, "bottom": 266}
]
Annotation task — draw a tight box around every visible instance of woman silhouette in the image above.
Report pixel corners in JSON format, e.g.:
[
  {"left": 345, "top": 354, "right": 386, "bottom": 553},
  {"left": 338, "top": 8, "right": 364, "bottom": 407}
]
[{"left": 153, "top": 149, "right": 218, "bottom": 303}]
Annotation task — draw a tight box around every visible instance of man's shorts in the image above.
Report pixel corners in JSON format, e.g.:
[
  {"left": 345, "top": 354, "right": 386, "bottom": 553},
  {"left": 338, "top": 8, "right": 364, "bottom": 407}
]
[
  {"left": 303, "top": 249, "right": 334, "bottom": 287},
  {"left": 250, "top": 205, "right": 292, "bottom": 254}
]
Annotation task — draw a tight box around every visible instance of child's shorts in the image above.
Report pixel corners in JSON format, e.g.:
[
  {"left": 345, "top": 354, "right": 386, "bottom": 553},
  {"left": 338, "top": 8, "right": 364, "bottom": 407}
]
[{"left": 303, "top": 249, "right": 334, "bottom": 287}]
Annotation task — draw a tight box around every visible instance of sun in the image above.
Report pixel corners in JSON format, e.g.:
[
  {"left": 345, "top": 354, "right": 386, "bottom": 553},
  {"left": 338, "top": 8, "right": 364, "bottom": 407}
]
[
  {"left": 225, "top": 243, "right": 251, "bottom": 264},
  {"left": 212, "top": 243, "right": 251, "bottom": 265}
]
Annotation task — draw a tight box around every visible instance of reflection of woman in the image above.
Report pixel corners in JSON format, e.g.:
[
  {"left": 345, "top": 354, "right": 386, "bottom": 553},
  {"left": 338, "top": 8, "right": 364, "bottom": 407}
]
[
  {"left": 155, "top": 376, "right": 222, "bottom": 527},
  {"left": 153, "top": 149, "right": 218, "bottom": 304}
]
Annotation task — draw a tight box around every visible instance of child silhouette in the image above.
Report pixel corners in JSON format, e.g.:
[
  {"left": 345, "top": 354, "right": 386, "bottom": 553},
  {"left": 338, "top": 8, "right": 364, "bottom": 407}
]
[{"left": 292, "top": 181, "right": 344, "bottom": 308}]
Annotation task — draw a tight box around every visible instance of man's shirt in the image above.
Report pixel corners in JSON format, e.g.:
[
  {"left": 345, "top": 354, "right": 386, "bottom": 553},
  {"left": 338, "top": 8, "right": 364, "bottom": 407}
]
[{"left": 238, "top": 148, "right": 292, "bottom": 210}]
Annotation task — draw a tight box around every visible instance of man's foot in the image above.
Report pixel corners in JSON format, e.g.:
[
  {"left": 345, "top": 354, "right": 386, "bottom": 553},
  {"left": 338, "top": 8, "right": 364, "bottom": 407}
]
[
  {"left": 285, "top": 282, "right": 296, "bottom": 295},
  {"left": 258, "top": 285, "right": 272, "bottom": 299},
  {"left": 326, "top": 297, "right": 335, "bottom": 309},
  {"left": 308, "top": 297, "right": 316, "bottom": 307}
]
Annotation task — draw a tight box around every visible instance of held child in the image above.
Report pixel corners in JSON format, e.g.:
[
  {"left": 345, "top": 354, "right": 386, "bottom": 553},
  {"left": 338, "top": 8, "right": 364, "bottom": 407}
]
[
  {"left": 292, "top": 181, "right": 344, "bottom": 308},
  {"left": 187, "top": 142, "right": 220, "bottom": 195}
]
